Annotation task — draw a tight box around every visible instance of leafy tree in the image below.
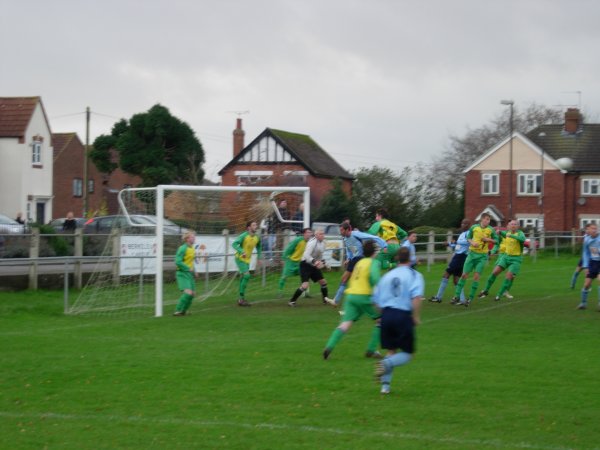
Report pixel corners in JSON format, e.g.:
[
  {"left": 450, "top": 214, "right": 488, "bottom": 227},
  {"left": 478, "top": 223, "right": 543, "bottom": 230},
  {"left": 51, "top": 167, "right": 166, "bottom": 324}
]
[
  {"left": 313, "top": 178, "right": 359, "bottom": 225},
  {"left": 90, "top": 104, "right": 205, "bottom": 186},
  {"left": 352, "top": 166, "right": 414, "bottom": 230}
]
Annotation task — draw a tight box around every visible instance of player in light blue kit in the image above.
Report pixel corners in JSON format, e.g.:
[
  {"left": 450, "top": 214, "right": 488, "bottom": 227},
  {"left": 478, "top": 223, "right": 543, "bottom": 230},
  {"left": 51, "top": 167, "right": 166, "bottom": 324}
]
[
  {"left": 429, "top": 219, "right": 470, "bottom": 303},
  {"left": 372, "top": 247, "right": 424, "bottom": 395},
  {"left": 576, "top": 223, "right": 600, "bottom": 310}
]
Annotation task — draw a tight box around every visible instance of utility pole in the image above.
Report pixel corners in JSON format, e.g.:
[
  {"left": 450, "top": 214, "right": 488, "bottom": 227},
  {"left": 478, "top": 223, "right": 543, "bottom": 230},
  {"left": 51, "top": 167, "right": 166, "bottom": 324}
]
[{"left": 83, "top": 106, "right": 90, "bottom": 217}]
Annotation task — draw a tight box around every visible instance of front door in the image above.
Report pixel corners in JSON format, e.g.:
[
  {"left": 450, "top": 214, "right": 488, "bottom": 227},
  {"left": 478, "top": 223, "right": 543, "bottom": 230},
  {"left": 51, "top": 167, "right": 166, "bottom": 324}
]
[{"left": 36, "top": 202, "right": 46, "bottom": 224}]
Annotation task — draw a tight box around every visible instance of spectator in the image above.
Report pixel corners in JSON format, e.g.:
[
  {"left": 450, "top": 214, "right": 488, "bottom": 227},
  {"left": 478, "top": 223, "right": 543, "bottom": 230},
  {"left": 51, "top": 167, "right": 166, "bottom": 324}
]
[
  {"left": 292, "top": 202, "right": 304, "bottom": 233},
  {"left": 15, "top": 212, "right": 25, "bottom": 224},
  {"left": 62, "top": 211, "right": 77, "bottom": 233}
]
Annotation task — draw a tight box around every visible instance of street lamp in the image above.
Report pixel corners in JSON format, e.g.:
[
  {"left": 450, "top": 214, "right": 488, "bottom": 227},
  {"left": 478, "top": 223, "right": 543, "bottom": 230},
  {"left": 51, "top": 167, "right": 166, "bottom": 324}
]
[
  {"left": 537, "top": 132, "right": 546, "bottom": 231},
  {"left": 500, "top": 100, "right": 514, "bottom": 219}
]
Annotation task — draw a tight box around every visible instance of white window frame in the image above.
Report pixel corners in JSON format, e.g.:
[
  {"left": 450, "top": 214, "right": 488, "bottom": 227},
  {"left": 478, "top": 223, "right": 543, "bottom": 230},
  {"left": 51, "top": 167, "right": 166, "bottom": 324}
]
[
  {"left": 517, "top": 173, "right": 541, "bottom": 196},
  {"left": 32, "top": 140, "right": 42, "bottom": 165},
  {"left": 581, "top": 178, "right": 600, "bottom": 196},
  {"left": 88, "top": 179, "right": 95, "bottom": 194},
  {"left": 517, "top": 217, "right": 539, "bottom": 229},
  {"left": 73, "top": 178, "right": 83, "bottom": 197},
  {"left": 580, "top": 217, "right": 600, "bottom": 229},
  {"left": 481, "top": 173, "right": 499, "bottom": 195}
]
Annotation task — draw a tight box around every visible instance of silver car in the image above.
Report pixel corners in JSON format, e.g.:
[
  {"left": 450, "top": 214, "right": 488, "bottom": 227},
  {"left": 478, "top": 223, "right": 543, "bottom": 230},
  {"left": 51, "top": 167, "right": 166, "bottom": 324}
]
[{"left": 0, "top": 213, "right": 26, "bottom": 234}]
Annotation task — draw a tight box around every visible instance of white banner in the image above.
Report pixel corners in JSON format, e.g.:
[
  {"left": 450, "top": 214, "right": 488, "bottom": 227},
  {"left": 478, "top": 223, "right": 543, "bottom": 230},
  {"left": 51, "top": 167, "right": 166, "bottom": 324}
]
[
  {"left": 193, "top": 235, "right": 257, "bottom": 273},
  {"left": 119, "top": 236, "right": 157, "bottom": 275}
]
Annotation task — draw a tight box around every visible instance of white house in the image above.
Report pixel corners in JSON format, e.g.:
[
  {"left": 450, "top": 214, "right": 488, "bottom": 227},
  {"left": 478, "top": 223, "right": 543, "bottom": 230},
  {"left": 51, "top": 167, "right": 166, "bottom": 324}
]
[{"left": 0, "top": 97, "right": 53, "bottom": 223}]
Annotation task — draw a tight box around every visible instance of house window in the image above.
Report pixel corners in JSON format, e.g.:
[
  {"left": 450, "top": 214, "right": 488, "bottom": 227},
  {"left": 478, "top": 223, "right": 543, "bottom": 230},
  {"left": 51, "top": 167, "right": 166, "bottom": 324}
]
[
  {"left": 518, "top": 173, "right": 541, "bottom": 195},
  {"left": 482, "top": 173, "right": 499, "bottom": 195},
  {"left": 73, "top": 178, "right": 83, "bottom": 197},
  {"left": 581, "top": 178, "right": 600, "bottom": 195},
  {"left": 580, "top": 217, "right": 600, "bottom": 228},
  {"left": 518, "top": 217, "right": 539, "bottom": 230},
  {"left": 32, "top": 140, "right": 42, "bottom": 165},
  {"left": 88, "top": 179, "right": 95, "bottom": 194}
]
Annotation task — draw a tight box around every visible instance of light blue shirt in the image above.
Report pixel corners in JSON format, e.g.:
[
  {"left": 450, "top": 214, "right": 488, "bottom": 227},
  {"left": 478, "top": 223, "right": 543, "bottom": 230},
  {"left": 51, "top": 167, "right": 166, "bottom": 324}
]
[
  {"left": 453, "top": 231, "right": 470, "bottom": 255},
  {"left": 582, "top": 233, "right": 600, "bottom": 268},
  {"left": 401, "top": 239, "right": 417, "bottom": 266},
  {"left": 343, "top": 230, "right": 387, "bottom": 260},
  {"left": 372, "top": 265, "right": 424, "bottom": 311}
]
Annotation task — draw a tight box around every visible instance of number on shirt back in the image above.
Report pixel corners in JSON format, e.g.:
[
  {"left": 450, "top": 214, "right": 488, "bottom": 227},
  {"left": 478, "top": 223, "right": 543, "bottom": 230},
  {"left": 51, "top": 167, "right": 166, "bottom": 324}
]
[{"left": 391, "top": 277, "right": 401, "bottom": 297}]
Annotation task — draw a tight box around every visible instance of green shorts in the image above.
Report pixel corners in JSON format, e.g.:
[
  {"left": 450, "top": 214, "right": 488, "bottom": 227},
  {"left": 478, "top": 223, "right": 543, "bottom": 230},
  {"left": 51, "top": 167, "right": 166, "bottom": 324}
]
[
  {"left": 341, "top": 294, "right": 380, "bottom": 322},
  {"left": 282, "top": 260, "right": 300, "bottom": 277},
  {"left": 496, "top": 255, "right": 522, "bottom": 275},
  {"left": 176, "top": 270, "right": 195, "bottom": 292},
  {"left": 462, "top": 252, "right": 488, "bottom": 274},
  {"left": 376, "top": 243, "right": 400, "bottom": 269},
  {"left": 235, "top": 259, "right": 250, "bottom": 274}
]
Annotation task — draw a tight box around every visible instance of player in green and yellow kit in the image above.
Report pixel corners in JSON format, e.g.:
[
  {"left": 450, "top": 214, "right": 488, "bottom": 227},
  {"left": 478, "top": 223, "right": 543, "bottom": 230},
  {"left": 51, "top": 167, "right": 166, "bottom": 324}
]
[
  {"left": 232, "top": 221, "right": 262, "bottom": 306},
  {"left": 452, "top": 213, "right": 499, "bottom": 306},
  {"left": 478, "top": 219, "right": 525, "bottom": 301},
  {"left": 174, "top": 231, "right": 197, "bottom": 316},
  {"left": 278, "top": 227, "right": 312, "bottom": 293},
  {"left": 322, "top": 240, "right": 383, "bottom": 360},
  {"left": 367, "top": 208, "right": 407, "bottom": 269}
]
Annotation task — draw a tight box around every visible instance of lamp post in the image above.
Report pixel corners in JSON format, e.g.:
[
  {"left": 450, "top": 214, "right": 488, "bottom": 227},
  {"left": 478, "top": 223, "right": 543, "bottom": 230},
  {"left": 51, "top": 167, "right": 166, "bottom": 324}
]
[
  {"left": 537, "top": 132, "right": 546, "bottom": 231},
  {"left": 501, "top": 100, "right": 514, "bottom": 220}
]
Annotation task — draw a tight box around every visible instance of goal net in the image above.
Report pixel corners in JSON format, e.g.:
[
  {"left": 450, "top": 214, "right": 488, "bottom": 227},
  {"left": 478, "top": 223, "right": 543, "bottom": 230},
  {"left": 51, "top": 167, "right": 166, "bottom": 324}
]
[{"left": 67, "top": 185, "right": 313, "bottom": 317}]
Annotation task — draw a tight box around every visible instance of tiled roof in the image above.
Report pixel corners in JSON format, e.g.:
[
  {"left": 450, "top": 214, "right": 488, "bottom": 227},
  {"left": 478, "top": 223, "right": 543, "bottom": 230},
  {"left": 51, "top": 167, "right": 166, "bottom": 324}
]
[
  {"left": 0, "top": 97, "right": 41, "bottom": 138},
  {"left": 220, "top": 128, "right": 353, "bottom": 179},
  {"left": 527, "top": 124, "right": 600, "bottom": 172},
  {"left": 269, "top": 129, "right": 353, "bottom": 179}
]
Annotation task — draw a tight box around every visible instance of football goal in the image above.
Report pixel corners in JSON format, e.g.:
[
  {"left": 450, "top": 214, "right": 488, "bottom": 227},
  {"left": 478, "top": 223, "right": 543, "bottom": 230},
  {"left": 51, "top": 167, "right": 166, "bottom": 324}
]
[{"left": 67, "top": 185, "right": 313, "bottom": 317}]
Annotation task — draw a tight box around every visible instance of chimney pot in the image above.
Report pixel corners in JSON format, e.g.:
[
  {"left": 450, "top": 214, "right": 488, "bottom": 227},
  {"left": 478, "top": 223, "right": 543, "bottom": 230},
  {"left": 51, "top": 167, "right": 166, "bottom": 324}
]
[{"left": 233, "top": 118, "right": 245, "bottom": 157}]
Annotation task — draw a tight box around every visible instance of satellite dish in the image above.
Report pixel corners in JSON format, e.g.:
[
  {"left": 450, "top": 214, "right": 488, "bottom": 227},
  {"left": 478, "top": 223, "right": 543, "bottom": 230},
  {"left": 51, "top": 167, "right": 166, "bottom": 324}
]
[{"left": 555, "top": 157, "right": 574, "bottom": 171}]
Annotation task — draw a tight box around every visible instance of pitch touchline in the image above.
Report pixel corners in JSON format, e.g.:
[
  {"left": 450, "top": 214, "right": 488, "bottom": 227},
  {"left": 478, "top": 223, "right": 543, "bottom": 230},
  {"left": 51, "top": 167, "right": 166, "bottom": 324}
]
[{"left": 0, "top": 411, "right": 584, "bottom": 450}]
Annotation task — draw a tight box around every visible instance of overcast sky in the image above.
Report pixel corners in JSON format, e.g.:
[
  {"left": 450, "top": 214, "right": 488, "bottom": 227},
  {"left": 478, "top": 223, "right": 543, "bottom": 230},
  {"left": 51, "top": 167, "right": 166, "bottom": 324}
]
[{"left": 3, "top": 0, "right": 599, "bottom": 181}]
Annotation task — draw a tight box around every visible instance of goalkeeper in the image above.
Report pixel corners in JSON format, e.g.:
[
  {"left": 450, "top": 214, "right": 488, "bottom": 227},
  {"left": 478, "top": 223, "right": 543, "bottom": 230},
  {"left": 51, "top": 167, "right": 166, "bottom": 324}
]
[{"left": 173, "top": 231, "right": 198, "bottom": 316}]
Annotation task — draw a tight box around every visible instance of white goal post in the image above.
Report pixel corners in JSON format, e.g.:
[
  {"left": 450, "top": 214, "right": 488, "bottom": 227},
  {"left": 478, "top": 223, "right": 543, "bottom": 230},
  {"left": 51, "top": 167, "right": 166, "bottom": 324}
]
[{"left": 118, "top": 185, "right": 311, "bottom": 317}]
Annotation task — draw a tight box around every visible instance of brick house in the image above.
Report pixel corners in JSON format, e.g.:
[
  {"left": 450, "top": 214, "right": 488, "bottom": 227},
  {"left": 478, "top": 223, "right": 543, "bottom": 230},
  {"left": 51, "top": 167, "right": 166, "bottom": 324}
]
[
  {"left": 0, "top": 97, "right": 53, "bottom": 223},
  {"left": 52, "top": 132, "right": 141, "bottom": 218},
  {"left": 218, "top": 119, "right": 353, "bottom": 216},
  {"left": 463, "top": 108, "right": 600, "bottom": 231}
]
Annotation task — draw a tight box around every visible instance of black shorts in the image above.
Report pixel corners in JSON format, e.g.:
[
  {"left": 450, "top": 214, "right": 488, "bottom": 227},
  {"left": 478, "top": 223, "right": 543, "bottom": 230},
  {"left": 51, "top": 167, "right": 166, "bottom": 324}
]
[
  {"left": 346, "top": 256, "right": 363, "bottom": 273},
  {"left": 379, "top": 307, "right": 415, "bottom": 353},
  {"left": 586, "top": 260, "right": 600, "bottom": 279},
  {"left": 446, "top": 253, "right": 467, "bottom": 277},
  {"left": 300, "top": 261, "right": 324, "bottom": 283}
]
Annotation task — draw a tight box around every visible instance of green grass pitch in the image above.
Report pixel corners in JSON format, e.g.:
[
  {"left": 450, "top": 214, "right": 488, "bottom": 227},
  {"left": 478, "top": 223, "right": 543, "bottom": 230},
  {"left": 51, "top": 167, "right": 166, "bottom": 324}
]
[{"left": 1, "top": 255, "right": 599, "bottom": 449}]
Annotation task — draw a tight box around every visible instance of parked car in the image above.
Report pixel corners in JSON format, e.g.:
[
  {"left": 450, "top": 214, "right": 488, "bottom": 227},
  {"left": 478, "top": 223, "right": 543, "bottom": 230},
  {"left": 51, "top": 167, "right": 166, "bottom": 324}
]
[
  {"left": 48, "top": 217, "right": 87, "bottom": 233},
  {"left": 83, "top": 215, "right": 188, "bottom": 235},
  {"left": 312, "top": 222, "right": 340, "bottom": 236},
  {"left": 0, "top": 213, "right": 26, "bottom": 234}
]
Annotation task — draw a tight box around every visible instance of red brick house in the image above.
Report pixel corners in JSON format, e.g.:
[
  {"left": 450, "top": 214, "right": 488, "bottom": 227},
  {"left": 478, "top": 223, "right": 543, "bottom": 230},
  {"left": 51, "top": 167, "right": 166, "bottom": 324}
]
[
  {"left": 463, "top": 108, "right": 600, "bottom": 231},
  {"left": 219, "top": 119, "right": 354, "bottom": 214},
  {"left": 52, "top": 132, "right": 140, "bottom": 218}
]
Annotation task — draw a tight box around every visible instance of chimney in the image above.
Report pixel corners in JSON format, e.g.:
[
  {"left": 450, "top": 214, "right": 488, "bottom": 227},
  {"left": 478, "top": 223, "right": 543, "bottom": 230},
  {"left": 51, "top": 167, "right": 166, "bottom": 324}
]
[
  {"left": 564, "top": 108, "right": 582, "bottom": 134},
  {"left": 233, "top": 118, "right": 245, "bottom": 157}
]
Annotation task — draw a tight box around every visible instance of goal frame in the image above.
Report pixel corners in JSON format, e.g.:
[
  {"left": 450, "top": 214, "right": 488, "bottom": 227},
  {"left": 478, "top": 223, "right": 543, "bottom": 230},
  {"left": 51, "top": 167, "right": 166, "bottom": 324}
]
[{"left": 118, "top": 184, "right": 311, "bottom": 317}]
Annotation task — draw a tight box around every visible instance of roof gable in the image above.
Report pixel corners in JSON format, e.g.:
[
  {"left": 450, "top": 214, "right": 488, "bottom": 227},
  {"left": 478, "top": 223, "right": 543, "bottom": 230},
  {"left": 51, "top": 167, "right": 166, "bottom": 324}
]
[
  {"left": 219, "top": 128, "right": 353, "bottom": 179},
  {"left": 464, "top": 131, "right": 570, "bottom": 174},
  {"left": 0, "top": 96, "right": 49, "bottom": 138}
]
